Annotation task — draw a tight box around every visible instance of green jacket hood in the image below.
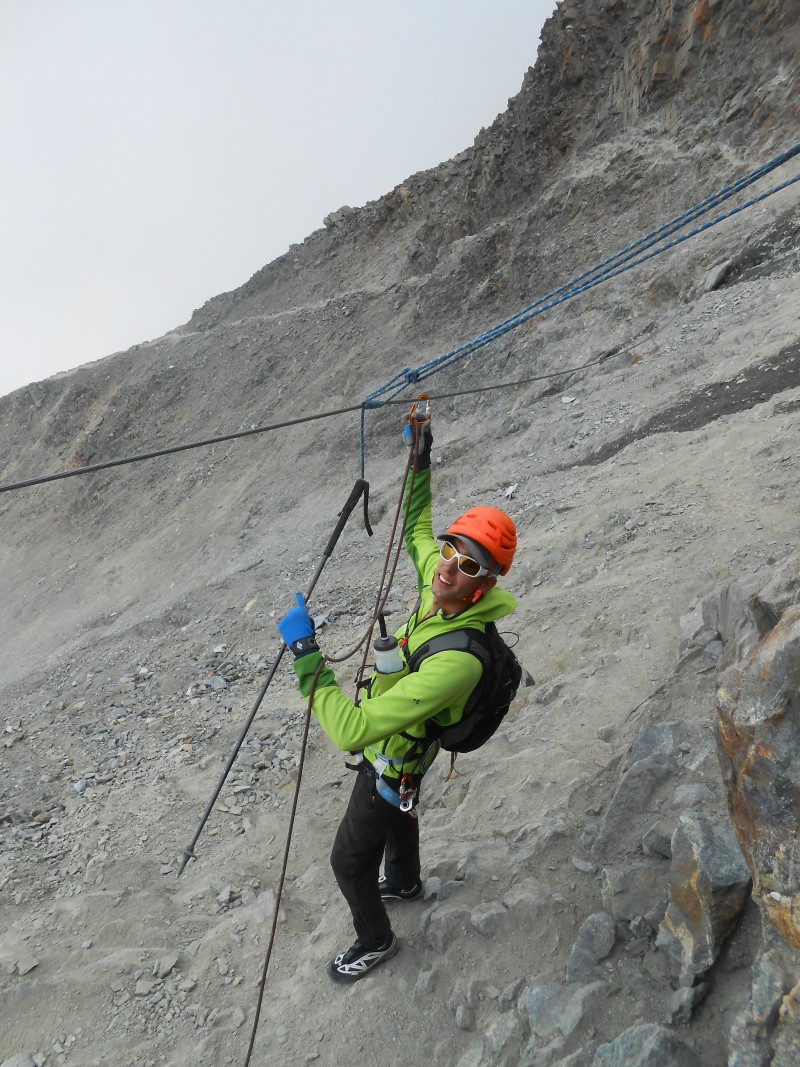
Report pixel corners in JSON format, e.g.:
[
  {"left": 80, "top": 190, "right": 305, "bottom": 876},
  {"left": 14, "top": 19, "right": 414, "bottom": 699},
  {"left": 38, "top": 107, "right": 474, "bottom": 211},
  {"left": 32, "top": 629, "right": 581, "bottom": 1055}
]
[{"left": 415, "top": 581, "right": 517, "bottom": 631}]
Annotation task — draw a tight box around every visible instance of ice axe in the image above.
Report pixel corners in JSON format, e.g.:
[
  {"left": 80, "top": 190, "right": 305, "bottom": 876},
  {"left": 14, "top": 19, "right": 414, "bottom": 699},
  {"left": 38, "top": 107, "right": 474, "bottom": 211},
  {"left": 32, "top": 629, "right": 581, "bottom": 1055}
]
[{"left": 176, "top": 477, "right": 372, "bottom": 877}]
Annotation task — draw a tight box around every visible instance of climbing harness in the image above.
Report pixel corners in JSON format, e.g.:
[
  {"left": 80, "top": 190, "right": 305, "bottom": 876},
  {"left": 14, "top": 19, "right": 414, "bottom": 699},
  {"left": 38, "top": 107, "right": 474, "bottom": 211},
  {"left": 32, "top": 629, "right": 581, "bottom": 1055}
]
[{"left": 368, "top": 733, "right": 441, "bottom": 812}]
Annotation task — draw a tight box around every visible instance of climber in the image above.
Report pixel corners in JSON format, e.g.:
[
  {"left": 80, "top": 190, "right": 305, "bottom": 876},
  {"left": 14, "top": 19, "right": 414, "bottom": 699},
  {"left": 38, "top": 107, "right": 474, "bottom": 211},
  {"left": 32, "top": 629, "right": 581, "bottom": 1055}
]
[{"left": 277, "top": 415, "right": 517, "bottom": 983}]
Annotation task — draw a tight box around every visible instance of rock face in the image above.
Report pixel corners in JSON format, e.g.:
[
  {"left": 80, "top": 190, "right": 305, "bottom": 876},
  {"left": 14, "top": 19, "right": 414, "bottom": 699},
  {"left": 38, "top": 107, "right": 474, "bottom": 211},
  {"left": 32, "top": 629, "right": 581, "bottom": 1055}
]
[
  {"left": 713, "top": 565, "right": 800, "bottom": 1065},
  {"left": 728, "top": 950, "right": 799, "bottom": 1067},
  {"left": 717, "top": 605, "right": 800, "bottom": 947},
  {"left": 1, "top": 2, "right": 800, "bottom": 1067}
]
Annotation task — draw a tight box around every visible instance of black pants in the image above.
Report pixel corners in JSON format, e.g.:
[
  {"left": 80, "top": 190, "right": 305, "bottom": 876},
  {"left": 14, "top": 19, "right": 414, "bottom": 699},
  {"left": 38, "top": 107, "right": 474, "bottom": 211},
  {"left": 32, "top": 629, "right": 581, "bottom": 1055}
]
[{"left": 330, "top": 763, "right": 420, "bottom": 948}]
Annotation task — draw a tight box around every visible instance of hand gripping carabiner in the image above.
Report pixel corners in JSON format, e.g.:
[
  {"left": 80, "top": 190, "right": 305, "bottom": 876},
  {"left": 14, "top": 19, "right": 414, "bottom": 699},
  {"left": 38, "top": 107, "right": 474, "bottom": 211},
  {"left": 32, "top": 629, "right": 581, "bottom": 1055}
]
[{"left": 407, "top": 393, "right": 431, "bottom": 427}]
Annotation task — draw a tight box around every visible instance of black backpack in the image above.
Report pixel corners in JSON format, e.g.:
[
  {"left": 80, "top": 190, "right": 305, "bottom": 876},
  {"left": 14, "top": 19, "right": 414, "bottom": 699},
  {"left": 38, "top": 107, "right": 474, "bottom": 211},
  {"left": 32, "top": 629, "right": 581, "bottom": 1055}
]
[{"left": 405, "top": 623, "right": 529, "bottom": 753}]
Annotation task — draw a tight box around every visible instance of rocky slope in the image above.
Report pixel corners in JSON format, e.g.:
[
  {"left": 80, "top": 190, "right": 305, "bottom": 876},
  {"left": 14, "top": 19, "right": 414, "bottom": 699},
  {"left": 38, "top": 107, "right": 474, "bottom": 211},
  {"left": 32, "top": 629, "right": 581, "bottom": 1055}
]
[{"left": 2, "top": 1, "right": 800, "bottom": 1065}]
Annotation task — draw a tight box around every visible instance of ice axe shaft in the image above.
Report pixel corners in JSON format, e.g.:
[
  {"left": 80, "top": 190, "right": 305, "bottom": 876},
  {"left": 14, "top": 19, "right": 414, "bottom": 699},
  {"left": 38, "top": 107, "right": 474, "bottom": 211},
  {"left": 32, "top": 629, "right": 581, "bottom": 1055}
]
[{"left": 177, "top": 478, "right": 370, "bottom": 878}]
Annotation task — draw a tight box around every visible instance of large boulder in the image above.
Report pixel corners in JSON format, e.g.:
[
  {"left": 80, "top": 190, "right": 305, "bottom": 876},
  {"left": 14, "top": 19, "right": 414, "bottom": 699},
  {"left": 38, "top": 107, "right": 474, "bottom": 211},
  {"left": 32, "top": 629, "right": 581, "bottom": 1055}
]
[
  {"left": 591, "top": 1023, "right": 701, "bottom": 1066},
  {"left": 656, "top": 812, "right": 751, "bottom": 989}
]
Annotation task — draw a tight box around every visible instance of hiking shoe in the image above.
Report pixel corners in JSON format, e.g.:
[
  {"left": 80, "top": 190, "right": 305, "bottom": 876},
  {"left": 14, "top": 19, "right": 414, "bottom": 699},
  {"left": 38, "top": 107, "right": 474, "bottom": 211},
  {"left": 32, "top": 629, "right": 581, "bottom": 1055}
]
[
  {"left": 378, "top": 875, "right": 423, "bottom": 901},
  {"left": 326, "top": 935, "right": 399, "bottom": 983}
]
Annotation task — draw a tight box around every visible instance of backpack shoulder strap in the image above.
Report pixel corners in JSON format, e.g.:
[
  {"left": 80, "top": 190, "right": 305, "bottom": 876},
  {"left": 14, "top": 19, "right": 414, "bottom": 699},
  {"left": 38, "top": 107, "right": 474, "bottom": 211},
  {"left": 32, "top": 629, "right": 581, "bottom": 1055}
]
[{"left": 405, "top": 626, "right": 491, "bottom": 674}]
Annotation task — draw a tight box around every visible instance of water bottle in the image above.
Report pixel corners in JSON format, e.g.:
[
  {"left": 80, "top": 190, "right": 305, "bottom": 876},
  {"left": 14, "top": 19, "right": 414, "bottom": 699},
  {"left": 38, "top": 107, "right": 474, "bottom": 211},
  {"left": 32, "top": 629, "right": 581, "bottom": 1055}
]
[{"left": 374, "top": 614, "right": 404, "bottom": 674}]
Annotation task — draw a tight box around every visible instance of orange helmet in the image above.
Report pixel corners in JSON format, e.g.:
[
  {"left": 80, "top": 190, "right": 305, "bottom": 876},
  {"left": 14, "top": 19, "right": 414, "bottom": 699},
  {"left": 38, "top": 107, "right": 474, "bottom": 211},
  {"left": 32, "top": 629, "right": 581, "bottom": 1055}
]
[{"left": 442, "top": 506, "right": 517, "bottom": 576}]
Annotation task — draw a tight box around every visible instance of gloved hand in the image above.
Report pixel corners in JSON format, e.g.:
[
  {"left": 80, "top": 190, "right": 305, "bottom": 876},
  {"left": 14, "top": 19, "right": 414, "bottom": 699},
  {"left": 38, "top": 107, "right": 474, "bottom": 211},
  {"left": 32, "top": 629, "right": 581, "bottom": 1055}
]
[
  {"left": 403, "top": 417, "right": 432, "bottom": 469},
  {"left": 277, "top": 593, "right": 319, "bottom": 657}
]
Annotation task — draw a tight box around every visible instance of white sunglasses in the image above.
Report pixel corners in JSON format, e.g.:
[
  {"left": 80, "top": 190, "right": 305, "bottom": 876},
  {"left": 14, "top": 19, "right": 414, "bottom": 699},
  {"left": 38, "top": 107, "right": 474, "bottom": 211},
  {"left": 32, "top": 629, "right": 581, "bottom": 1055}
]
[{"left": 439, "top": 540, "right": 489, "bottom": 578}]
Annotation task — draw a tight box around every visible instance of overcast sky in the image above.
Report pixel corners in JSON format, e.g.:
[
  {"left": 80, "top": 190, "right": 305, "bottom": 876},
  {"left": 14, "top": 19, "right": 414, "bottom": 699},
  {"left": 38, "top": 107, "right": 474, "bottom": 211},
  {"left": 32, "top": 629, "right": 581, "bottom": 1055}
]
[{"left": 1, "top": 0, "right": 557, "bottom": 400}]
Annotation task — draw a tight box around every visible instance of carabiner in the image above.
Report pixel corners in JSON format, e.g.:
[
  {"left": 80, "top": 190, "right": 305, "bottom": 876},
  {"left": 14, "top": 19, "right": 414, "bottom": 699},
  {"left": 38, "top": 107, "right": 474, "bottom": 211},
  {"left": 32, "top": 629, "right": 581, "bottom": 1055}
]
[
  {"left": 398, "top": 774, "right": 416, "bottom": 813},
  {"left": 407, "top": 393, "right": 431, "bottom": 426}
]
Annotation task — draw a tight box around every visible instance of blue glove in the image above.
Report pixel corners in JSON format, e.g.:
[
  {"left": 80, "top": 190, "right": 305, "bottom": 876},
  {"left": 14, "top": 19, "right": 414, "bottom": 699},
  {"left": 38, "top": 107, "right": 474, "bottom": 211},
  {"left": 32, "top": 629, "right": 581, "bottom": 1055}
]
[{"left": 277, "top": 593, "right": 319, "bottom": 657}]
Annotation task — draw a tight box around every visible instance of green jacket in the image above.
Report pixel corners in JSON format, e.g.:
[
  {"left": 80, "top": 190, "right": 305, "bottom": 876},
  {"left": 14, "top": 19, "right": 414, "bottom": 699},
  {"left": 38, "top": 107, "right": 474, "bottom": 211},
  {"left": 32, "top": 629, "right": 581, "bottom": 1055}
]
[{"left": 292, "top": 466, "right": 517, "bottom": 781}]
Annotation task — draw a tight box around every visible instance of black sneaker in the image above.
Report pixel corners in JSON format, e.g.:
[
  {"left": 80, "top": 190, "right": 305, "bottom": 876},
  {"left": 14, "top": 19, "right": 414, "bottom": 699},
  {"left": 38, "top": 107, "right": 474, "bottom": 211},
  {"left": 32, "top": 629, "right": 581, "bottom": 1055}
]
[
  {"left": 378, "top": 875, "right": 423, "bottom": 901},
  {"left": 326, "top": 935, "right": 399, "bottom": 983}
]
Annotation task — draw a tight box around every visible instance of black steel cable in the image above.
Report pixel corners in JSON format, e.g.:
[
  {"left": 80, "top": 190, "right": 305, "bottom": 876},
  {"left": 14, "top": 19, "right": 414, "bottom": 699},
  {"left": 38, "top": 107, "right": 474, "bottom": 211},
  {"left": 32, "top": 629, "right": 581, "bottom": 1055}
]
[
  {"left": 0, "top": 352, "right": 615, "bottom": 496},
  {"left": 0, "top": 402, "right": 364, "bottom": 494}
]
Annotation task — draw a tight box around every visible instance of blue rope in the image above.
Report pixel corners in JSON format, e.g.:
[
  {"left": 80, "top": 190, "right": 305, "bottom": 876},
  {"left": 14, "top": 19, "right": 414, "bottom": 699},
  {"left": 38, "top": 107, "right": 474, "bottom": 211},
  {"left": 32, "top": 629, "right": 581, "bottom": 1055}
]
[{"left": 359, "top": 141, "right": 800, "bottom": 457}]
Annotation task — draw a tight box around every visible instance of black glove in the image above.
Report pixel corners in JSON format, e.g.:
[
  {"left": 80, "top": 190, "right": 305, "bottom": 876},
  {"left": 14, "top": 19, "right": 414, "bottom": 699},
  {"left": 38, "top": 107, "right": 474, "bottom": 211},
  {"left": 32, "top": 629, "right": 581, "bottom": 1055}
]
[{"left": 403, "top": 418, "right": 432, "bottom": 470}]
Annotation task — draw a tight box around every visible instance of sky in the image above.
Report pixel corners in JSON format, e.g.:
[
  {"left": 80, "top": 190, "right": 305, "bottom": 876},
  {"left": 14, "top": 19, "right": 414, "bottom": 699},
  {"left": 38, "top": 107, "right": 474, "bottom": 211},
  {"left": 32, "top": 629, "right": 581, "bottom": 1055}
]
[{"left": 0, "top": 0, "right": 557, "bottom": 400}]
